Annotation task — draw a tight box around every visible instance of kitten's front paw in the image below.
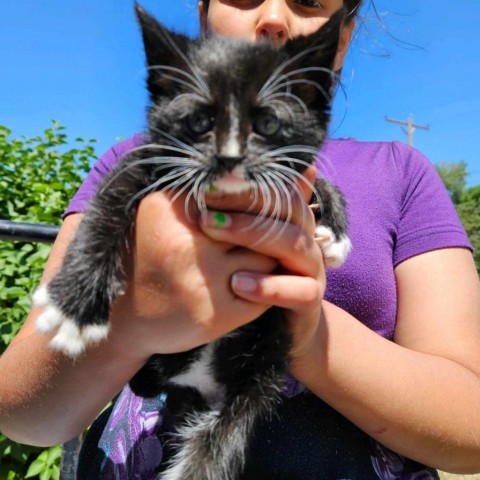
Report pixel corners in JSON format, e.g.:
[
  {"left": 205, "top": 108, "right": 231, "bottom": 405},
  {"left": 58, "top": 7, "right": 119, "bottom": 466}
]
[
  {"left": 33, "top": 284, "right": 110, "bottom": 357},
  {"left": 314, "top": 226, "right": 351, "bottom": 268}
]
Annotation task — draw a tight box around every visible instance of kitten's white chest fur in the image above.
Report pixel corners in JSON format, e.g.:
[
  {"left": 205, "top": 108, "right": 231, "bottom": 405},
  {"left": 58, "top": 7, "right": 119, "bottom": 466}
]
[{"left": 170, "top": 342, "right": 226, "bottom": 410}]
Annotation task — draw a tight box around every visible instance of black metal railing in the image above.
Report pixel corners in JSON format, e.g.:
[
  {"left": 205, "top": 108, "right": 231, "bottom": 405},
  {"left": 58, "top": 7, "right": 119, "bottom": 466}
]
[
  {"left": 0, "top": 220, "right": 60, "bottom": 243},
  {"left": 1, "top": 219, "right": 80, "bottom": 480}
]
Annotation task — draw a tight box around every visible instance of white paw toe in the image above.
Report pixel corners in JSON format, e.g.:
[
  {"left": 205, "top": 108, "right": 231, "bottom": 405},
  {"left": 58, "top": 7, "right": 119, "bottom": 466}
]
[
  {"left": 314, "top": 226, "right": 351, "bottom": 268},
  {"left": 36, "top": 305, "right": 63, "bottom": 333},
  {"left": 50, "top": 319, "right": 87, "bottom": 357},
  {"left": 82, "top": 324, "right": 110, "bottom": 343},
  {"left": 34, "top": 284, "right": 109, "bottom": 357},
  {"left": 32, "top": 284, "right": 50, "bottom": 308}
]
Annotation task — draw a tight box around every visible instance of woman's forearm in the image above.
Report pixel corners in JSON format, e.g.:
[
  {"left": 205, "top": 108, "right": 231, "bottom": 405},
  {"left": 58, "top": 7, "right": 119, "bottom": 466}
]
[
  {"left": 292, "top": 300, "right": 480, "bottom": 474},
  {"left": 0, "top": 325, "right": 145, "bottom": 446}
]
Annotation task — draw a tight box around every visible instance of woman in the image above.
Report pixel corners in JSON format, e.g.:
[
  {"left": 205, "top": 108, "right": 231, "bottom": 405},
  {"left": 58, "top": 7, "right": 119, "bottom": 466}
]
[{"left": 1, "top": 1, "right": 479, "bottom": 478}]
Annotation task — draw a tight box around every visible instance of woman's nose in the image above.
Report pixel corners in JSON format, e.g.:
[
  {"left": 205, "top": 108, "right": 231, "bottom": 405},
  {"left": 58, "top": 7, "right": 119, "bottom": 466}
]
[{"left": 255, "top": 0, "right": 290, "bottom": 45}]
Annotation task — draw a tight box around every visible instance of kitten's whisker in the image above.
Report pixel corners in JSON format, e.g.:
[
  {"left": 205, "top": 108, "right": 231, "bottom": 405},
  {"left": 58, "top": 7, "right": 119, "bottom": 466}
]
[
  {"left": 242, "top": 175, "right": 273, "bottom": 232},
  {"left": 260, "top": 168, "right": 293, "bottom": 226},
  {"left": 148, "top": 65, "right": 211, "bottom": 99},
  {"left": 256, "top": 152, "right": 316, "bottom": 179},
  {"left": 185, "top": 171, "right": 210, "bottom": 221},
  {"left": 264, "top": 162, "right": 322, "bottom": 208},
  {"left": 161, "top": 74, "right": 208, "bottom": 98},
  {"left": 166, "top": 175, "right": 198, "bottom": 210},
  {"left": 259, "top": 45, "right": 335, "bottom": 98},
  {"left": 267, "top": 169, "right": 304, "bottom": 205},
  {"left": 129, "top": 142, "right": 201, "bottom": 159},
  {"left": 264, "top": 171, "right": 292, "bottom": 228},
  {"left": 168, "top": 92, "right": 211, "bottom": 110},
  {"left": 264, "top": 145, "right": 319, "bottom": 158},
  {"left": 243, "top": 180, "right": 261, "bottom": 215},
  {"left": 258, "top": 67, "right": 336, "bottom": 101},
  {"left": 315, "top": 150, "right": 337, "bottom": 176},
  {"left": 249, "top": 174, "right": 288, "bottom": 246},
  {"left": 263, "top": 78, "right": 330, "bottom": 102},
  {"left": 246, "top": 172, "right": 276, "bottom": 230},
  {"left": 250, "top": 181, "right": 260, "bottom": 207},
  {"left": 125, "top": 167, "right": 197, "bottom": 212},
  {"left": 267, "top": 163, "right": 322, "bottom": 207},
  {"left": 99, "top": 155, "right": 199, "bottom": 195},
  {"left": 268, "top": 99, "right": 297, "bottom": 123},
  {"left": 261, "top": 92, "right": 309, "bottom": 116},
  {"left": 150, "top": 161, "right": 204, "bottom": 182},
  {"left": 266, "top": 155, "right": 312, "bottom": 172},
  {"left": 150, "top": 127, "right": 202, "bottom": 157},
  {"left": 192, "top": 176, "right": 207, "bottom": 212},
  {"left": 265, "top": 169, "right": 309, "bottom": 231},
  {"left": 196, "top": 181, "right": 210, "bottom": 214}
]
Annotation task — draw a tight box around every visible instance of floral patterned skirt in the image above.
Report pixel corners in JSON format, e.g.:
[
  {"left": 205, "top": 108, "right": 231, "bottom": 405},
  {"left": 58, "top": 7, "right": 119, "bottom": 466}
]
[{"left": 78, "top": 382, "right": 439, "bottom": 480}]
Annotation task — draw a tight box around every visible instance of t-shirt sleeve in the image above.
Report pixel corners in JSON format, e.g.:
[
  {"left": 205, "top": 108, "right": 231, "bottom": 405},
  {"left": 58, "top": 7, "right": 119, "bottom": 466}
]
[
  {"left": 392, "top": 141, "right": 473, "bottom": 266},
  {"left": 63, "top": 135, "right": 144, "bottom": 218}
]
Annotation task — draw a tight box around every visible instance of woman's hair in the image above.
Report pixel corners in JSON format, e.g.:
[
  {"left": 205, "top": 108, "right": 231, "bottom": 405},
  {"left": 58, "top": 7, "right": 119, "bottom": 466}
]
[
  {"left": 344, "top": 0, "right": 364, "bottom": 23},
  {"left": 201, "top": 1, "right": 364, "bottom": 24}
]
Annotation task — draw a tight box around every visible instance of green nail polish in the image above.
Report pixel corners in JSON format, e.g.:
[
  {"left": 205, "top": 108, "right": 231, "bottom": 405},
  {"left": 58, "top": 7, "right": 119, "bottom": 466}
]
[{"left": 213, "top": 211, "right": 229, "bottom": 228}]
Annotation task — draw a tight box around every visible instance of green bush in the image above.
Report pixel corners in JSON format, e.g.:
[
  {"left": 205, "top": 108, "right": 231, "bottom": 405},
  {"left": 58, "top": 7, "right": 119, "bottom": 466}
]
[
  {"left": 436, "top": 162, "right": 480, "bottom": 273},
  {"left": 0, "top": 122, "right": 95, "bottom": 479}
]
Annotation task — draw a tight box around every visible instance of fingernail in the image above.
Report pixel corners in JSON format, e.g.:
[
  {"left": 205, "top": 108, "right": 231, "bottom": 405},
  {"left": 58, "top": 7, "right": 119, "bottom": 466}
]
[
  {"left": 231, "top": 273, "right": 257, "bottom": 293},
  {"left": 203, "top": 211, "right": 232, "bottom": 229},
  {"left": 205, "top": 183, "right": 220, "bottom": 193}
]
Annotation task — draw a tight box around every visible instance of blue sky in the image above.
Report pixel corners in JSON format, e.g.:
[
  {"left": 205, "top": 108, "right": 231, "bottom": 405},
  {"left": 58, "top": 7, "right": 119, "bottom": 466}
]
[{"left": 1, "top": 0, "right": 479, "bottom": 186}]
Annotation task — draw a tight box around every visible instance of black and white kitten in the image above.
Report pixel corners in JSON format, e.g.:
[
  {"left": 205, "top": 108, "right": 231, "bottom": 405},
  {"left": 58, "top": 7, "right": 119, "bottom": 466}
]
[{"left": 34, "top": 5, "right": 351, "bottom": 479}]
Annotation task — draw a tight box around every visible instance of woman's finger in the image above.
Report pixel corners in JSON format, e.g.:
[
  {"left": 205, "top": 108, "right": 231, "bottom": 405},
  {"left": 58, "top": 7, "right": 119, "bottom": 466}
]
[
  {"left": 231, "top": 272, "right": 323, "bottom": 314},
  {"left": 200, "top": 210, "right": 323, "bottom": 278},
  {"left": 231, "top": 270, "right": 325, "bottom": 360}
]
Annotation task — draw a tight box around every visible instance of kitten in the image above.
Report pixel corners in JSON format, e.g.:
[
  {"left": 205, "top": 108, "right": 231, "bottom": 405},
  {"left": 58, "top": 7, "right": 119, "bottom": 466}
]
[{"left": 34, "top": 4, "right": 351, "bottom": 479}]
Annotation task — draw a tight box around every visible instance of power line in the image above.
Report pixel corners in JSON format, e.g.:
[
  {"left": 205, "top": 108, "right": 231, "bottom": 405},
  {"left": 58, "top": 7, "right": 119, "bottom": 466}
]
[{"left": 385, "top": 114, "right": 430, "bottom": 146}]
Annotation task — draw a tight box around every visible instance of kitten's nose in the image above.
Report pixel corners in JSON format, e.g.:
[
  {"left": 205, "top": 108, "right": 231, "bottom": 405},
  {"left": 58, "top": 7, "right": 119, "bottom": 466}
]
[{"left": 215, "top": 155, "right": 245, "bottom": 173}]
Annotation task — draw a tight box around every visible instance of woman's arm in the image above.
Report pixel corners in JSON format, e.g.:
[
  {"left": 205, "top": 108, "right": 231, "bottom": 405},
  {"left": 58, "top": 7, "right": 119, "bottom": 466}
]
[
  {"left": 231, "top": 246, "right": 480, "bottom": 473},
  {"left": 0, "top": 214, "right": 147, "bottom": 445}
]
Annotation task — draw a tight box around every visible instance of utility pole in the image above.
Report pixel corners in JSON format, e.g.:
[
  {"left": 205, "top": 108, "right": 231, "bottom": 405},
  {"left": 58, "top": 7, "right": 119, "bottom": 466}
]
[{"left": 385, "top": 114, "right": 430, "bottom": 146}]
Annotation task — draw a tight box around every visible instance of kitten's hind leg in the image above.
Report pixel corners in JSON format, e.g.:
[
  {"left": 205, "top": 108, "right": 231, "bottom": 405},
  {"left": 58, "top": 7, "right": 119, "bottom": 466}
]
[{"left": 311, "top": 178, "right": 351, "bottom": 268}]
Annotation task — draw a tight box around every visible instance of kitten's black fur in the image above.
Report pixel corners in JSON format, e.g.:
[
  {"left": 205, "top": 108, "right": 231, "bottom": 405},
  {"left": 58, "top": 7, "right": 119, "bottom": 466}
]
[{"left": 34, "top": 5, "right": 350, "bottom": 479}]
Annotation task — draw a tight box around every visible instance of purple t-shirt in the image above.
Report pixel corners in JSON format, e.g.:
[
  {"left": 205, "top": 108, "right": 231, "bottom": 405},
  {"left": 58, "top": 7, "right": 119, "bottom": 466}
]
[{"left": 70, "top": 136, "right": 470, "bottom": 479}]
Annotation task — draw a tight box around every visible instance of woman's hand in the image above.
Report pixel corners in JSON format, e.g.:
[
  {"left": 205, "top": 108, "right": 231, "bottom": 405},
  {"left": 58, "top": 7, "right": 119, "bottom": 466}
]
[{"left": 109, "top": 189, "right": 280, "bottom": 360}]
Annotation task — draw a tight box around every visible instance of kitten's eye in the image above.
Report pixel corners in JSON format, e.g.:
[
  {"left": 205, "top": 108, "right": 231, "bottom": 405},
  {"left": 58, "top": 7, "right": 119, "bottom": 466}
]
[
  {"left": 187, "top": 111, "right": 214, "bottom": 135},
  {"left": 254, "top": 112, "right": 281, "bottom": 137}
]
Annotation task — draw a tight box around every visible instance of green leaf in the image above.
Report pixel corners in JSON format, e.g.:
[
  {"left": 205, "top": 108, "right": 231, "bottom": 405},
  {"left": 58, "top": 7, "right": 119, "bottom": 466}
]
[
  {"left": 25, "top": 458, "right": 46, "bottom": 478},
  {"left": 40, "top": 469, "right": 52, "bottom": 480},
  {"left": 51, "top": 464, "right": 60, "bottom": 480},
  {"left": 46, "top": 446, "right": 61, "bottom": 466}
]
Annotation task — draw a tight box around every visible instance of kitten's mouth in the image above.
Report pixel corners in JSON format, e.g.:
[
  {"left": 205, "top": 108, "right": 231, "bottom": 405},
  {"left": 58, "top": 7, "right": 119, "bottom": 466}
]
[{"left": 209, "top": 167, "right": 250, "bottom": 194}]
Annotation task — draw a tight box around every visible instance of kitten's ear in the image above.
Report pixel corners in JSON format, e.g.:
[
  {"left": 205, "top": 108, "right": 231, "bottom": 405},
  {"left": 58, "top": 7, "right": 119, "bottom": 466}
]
[
  {"left": 282, "top": 8, "right": 345, "bottom": 105},
  {"left": 134, "top": 3, "right": 191, "bottom": 97}
]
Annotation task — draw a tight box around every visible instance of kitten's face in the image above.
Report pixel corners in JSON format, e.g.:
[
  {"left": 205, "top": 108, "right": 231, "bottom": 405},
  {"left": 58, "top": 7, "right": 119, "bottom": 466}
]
[{"left": 135, "top": 5, "right": 342, "bottom": 197}]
